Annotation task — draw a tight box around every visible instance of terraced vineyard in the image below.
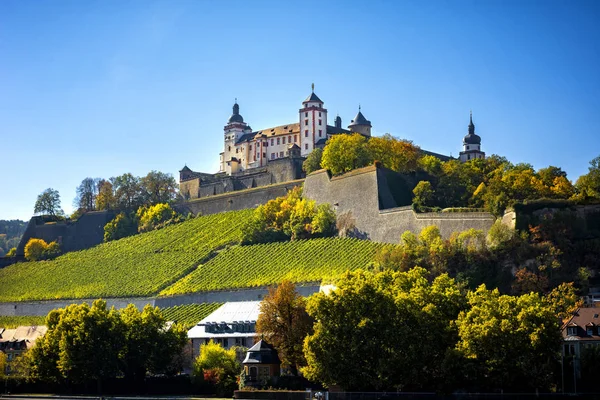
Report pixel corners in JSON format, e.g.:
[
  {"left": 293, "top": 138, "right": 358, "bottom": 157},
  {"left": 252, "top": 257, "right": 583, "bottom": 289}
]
[
  {"left": 160, "top": 303, "right": 222, "bottom": 328},
  {"left": 0, "top": 210, "right": 253, "bottom": 302},
  {"left": 161, "top": 238, "right": 386, "bottom": 295},
  {"left": 0, "top": 315, "right": 46, "bottom": 328}
]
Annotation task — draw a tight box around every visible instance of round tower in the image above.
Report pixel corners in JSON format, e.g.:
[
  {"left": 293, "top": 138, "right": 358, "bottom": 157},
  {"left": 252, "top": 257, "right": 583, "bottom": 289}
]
[{"left": 348, "top": 105, "right": 372, "bottom": 136}]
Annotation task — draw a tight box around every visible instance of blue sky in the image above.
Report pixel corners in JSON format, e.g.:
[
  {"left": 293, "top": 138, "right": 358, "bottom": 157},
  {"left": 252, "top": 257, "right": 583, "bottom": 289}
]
[{"left": 1, "top": 0, "right": 599, "bottom": 221}]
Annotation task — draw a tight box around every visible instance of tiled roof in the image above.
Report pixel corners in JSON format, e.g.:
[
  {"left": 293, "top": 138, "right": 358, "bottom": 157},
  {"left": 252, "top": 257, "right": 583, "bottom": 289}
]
[
  {"left": 243, "top": 339, "right": 281, "bottom": 364},
  {"left": 235, "top": 123, "right": 300, "bottom": 144},
  {"left": 303, "top": 92, "right": 323, "bottom": 103},
  {"left": 562, "top": 307, "right": 600, "bottom": 340},
  {"left": 326, "top": 125, "right": 352, "bottom": 135}
]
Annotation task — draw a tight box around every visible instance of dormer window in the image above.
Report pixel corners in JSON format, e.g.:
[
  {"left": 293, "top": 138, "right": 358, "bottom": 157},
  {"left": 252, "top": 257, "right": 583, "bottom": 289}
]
[
  {"left": 587, "top": 327, "right": 594, "bottom": 336},
  {"left": 567, "top": 326, "right": 578, "bottom": 336}
]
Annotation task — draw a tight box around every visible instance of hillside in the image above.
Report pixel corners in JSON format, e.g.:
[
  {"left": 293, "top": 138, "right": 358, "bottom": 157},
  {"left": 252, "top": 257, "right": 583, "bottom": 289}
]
[
  {"left": 161, "top": 238, "right": 385, "bottom": 295},
  {"left": 0, "top": 210, "right": 253, "bottom": 302},
  {"left": 0, "top": 209, "right": 386, "bottom": 303}
]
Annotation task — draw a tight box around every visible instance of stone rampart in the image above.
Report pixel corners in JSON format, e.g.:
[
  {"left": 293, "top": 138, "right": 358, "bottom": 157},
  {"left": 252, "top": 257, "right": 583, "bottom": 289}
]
[
  {"left": 175, "top": 179, "right": 304, "bottom": 216},
  {"left": 303, "top": 166, "right": 496, "bottom": 243}
]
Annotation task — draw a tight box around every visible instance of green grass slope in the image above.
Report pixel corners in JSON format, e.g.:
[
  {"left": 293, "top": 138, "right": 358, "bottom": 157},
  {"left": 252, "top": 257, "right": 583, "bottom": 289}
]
[
  {"left": 0, "top": 210, "right": 253, "bottom": 302},
  {"left": 160, "top": 238, "right": 385, "bottom": 295},
  {"left": 0, "top": 315, "right": 46, "bottom": 329},
  {"left": 160, "top": 303, "right": 222, "bottom": 329}
]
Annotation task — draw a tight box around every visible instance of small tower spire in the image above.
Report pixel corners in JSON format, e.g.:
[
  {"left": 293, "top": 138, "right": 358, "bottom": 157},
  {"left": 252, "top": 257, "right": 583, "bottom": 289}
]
[
  {"left": 311, "top": 82, "right": 315, "bottom": 92},
  {"left": 468, "top": 110, "right": 475, "bottom": 135}
]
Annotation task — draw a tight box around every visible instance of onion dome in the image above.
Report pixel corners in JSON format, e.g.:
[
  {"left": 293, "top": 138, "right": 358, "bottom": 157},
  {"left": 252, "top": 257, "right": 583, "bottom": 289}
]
[
  {"left": 228, "top": 101, "right": 244, "bottom": 124},
  {"left": 463, "top": 111, "right": 481, "bottom": 145},
  {"left": 348, "top": 106, "right": 372, "bottom": 127}
]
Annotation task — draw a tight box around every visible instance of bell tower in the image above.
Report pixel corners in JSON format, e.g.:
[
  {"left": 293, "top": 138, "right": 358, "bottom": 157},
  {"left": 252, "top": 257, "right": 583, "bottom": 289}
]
[{"left": 299, "top": 83, "right": 327, "bottom": 157}]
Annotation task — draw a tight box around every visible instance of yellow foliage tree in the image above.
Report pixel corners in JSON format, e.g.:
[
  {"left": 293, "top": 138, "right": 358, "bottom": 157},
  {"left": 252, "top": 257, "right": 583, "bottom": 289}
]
[{"left": 24, "top": 238, "right": 49, "bottom": 261}]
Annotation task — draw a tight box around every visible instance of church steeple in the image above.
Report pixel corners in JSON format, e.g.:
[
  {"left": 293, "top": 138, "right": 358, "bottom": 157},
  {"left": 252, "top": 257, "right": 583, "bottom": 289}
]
[
  {"left": 468, "top": 110, "right": 475, "bottom": 135},
  {"left": 459, "top": 110, "right": 485, "bottom": 162},
  {"left": 228, "top": 99, "right": 244, "bottom": 124}
]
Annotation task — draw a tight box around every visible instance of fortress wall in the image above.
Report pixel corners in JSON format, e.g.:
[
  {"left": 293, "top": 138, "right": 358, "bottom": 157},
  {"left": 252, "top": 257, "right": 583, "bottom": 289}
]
[
  {"left": 175, "top": 180, "right": 304, "bottom": 216},
  {"left": 303, "top": 166, "right": 495, "bottom": 244},
  {"left": 0, "top": 285, "right": 322, "bottom": 317}
]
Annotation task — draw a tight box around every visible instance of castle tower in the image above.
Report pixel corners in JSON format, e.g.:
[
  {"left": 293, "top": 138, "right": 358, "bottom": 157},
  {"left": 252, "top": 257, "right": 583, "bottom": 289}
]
[
  {"left": 299, "top": 83, "right": 327, "bottom": 157},
  {"left": 221, "top": 100, "right": 252, "bottom": 173},
  {"left": 335, "top": 114, "right": 342, "bottom": 129},
  {"left": 459, "top": 111, "right": 485, "bottom": 162},
  {"left": 348, "top": 106, "right": 372, "bottom": 136}
]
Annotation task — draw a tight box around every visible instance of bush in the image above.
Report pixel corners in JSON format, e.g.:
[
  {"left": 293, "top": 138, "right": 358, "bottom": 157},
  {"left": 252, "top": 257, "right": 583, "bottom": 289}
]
[
  {"left": 6, "top": 247, "right": 16, "bottom": 257},
  {"left": 104, "top": 212, "right": 138, "bottom": 242},
  {"left": 137, "top": 203, "right": 178, "bottom": 233},
  {"left": 192, "top": 341, "right": 240, "bottom": 396},
  {"left": 24, "top": 238, "right": 61, "bottom": 261}
]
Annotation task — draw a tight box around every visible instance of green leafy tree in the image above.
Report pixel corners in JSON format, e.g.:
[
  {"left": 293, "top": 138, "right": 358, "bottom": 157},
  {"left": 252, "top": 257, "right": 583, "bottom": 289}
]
[
  {"left": 103, "top": 212, "right": 138, "bottom": 242},
  {"left": 303, "top": 268, "right": 466, "bottom": 391},
  {"left": 574, "top": 155, "right": 600, "bottom": 201},
  {"left": 192, "top": 341, "right": 240, "bottom": 396},
  {"left": 320, "top": 133, "right": 372, "bottom": 176},
  {"left": 302, "top": 147, "right": 323, "bottom": 174},
  {"left": 256, "top": 281, "right": 313, "bottom": 375},
  {"left": 412, "top": 180, "right": 434, "bottom": 209},
  {"left": 30, "top": 300, "right": 124, "bottom": 392},
  {"left": 455, "top": 285, "right": 561, "bottom": 392},
  {"left": 34, "top": 188, "right": 64, "bottom": 217},
  {"left": 112, "top": 173, "right": 143, "bottom": 209},
  {"left": 140, "top": 171, "right": 178, "bottom": 204}
]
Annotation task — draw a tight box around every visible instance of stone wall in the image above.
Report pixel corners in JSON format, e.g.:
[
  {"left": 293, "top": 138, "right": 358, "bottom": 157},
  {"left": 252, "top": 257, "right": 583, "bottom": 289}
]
[
  {"left": 175, "top": 180, "right": 304, "bottom": 216},
  {"left": 16, "top": 211, "right": 116, "bottom": 257},
  {"left": 303, "top": 166, "right": 496, "bottom": 243},
  {"left": 0, "top": 285, "right": 322, "bottom": 317}
]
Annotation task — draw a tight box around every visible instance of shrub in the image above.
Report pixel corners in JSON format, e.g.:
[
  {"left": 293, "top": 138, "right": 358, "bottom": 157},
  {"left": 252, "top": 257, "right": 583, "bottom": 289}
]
[
  {"left": 137, "top": 203, "right": 178, "bottom": 233},
  {"left": 192, "top": 341, "right": 240, "bottom": 396},
  {"left": 6, "top": 247, "right": 16, "bottom": 257},
  {"left": 104, "top": 212, "right": 138, "bottom": 242},
  {"left": 24, "top": 238, "right": 61, "bottom": 261}
]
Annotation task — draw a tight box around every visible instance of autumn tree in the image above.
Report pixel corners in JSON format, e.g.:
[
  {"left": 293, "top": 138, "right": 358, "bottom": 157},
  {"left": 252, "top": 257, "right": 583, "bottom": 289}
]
[
  {"left": 320, "top": 133, "right": 372, "bottom": 175},
  {"left": 34, "top": 188, "right": 63, "bottom": 217},
  {"left": 136, "top": 203, "right": 177, "bottom": 233},
  {"left": 574, "top": 155, "right": 600, "bottom": 201},
  {"left": 412, "top": 180, "right": 434, "bottom": 209},
  {"left": 256, "top": 280, "right": 313, "bottom": 375},
  {"left": 367, "top": 134, "right": 420, "bottom": 173},
  {"left": 95, "top": 179, "right": 117, "bottom": 210},
  {"left": 103, "top": 212, "right": 137, "bottom": 242},
  {"left": 192, "top": 341, "right": 240, "bottom": 396},
  {"left": 24, "top": 238, "right": 60, "bottom": 261}
]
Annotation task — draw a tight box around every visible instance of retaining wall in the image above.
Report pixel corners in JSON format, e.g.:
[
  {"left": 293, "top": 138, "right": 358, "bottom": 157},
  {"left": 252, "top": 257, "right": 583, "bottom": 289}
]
[{"left": 303, "top": 166, "right": 496, "bottom": 243}]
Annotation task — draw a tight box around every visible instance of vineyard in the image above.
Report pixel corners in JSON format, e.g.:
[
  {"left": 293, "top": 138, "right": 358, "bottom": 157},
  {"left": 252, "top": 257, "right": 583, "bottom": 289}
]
[
  {"left": 0, "top": 210, "right": 253, "bottom": 302},
  {"left": 161, "top": 238, "right": 386, "bottom": 295},
  {"left": 0, "top": 315, "right": 46, "bottom": 329},
  {"left": 159, "top": 303, "right": 222, "bottom": 329}
]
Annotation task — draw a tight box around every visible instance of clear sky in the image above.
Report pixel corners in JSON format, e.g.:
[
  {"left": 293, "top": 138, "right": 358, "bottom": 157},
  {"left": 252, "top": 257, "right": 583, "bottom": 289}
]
[{"left": 1, "top": 0, "right": 599, "bottom": 221}]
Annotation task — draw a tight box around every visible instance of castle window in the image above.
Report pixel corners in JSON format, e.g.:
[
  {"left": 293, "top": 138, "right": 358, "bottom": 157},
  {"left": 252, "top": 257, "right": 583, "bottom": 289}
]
[
  {"left": 271, "top": 153, "right": 275, "bottom": 159},
  {"left": 305, "top": 119, "right": 309, "bottom": 126},
  {"left": 319, "top": 130, "right": 322, "bottom": 137},
  {"left": 263, "top": 152, "right": 266, "bottom": 158},
  {"left": 305, "top": 112, "right": 308, "bottom": 117},
  {"left": 305, "top": 130, "right": 308, "bottom": 137},
  {"left": 249, "top": 145, "right": 252, "bottom": 150},
  {"left": 279, "top": 151, "right": 284, "bottom": 157},
  {"left": 282, "top": 137, "right": 286, "bottom": 144},
  {"left": 467, "top": 146, "right": 470, "bottom": 150},
  {"left": 271, "top": 139, "right": 274, "bottom": 146},
  {"left": 277, "top": 138, "right": 280, "bottom": 145},
  {"left": 294, "top": 135, "right": 297, "bottom": 142},
  {"left": 318, "top": 119, "right": 322, "bottom": 125},
  {"left": 236, "top": 148, "right": 239, "bottom": 153},
  {"left": 228, "top": 146, "right": 231, "bottom": 151},
  {"left": 319, "top": 112, "right": 321, "bottom": 117},
  {"left": 253, "top": 155, "right": 256, "bottom": 161},
  {"left": 567, "top": 326, "right": 578, "bottom": 336},
  {"left": 587, "top": 327, "right": 594, "bottom": 336},
  {"left": 305, "top": 144, "right": 308, "bottom": 150},
  {"left": 289, "top": 136, "right": 292, "bottom": 142}
]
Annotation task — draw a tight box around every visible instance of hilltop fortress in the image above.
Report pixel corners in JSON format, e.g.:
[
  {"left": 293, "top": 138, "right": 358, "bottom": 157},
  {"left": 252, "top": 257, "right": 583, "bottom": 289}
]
[{"left": 179, "top": 86, "right": 485, "bottom": 201}]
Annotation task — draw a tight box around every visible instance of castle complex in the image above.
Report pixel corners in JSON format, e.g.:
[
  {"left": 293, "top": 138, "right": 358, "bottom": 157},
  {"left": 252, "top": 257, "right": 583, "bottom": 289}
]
[{"left": 179, "top": 86, "right": 485, "bottom": 200}]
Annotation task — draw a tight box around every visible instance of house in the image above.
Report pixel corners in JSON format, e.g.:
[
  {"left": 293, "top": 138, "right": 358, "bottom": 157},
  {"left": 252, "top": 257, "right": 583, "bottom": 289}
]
[
  {"left": 561, "top": 307, "right": 600, "bottom": 378},
  {"left": 187, "top": 301, "right": 261, "bottom": 360},
  {"left": 242, "top": 339, "right": 281, "bottom": 387},
  {"left": 0, "top": 325, "right": 47, "bottom": 374}
]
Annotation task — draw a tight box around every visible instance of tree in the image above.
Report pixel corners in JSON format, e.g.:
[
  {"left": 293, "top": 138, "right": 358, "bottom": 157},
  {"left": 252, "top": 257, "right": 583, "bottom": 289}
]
[
  {"left": 412, "top": 180, "right": 434, "bottom": 209},
  {"left": 140, "top": 171, "right": 178, "bottom": 205},
  {"left": 574, "top": 155, "right": 600, "bottom": 201},
  {"left": 320, "top": 133, "right": 372, "bottom": 175},
  {"left": 137, "top": 203, "right": 177, "bottom": 233},
  {"left": 112, "top": 173, "right": 143, "bottom": 209},
  {"left": 367, "top": 134, "right": 420, "bottom": 173},
  {"left": 74, "top": 177, "right": 100, "bottom": 212},
  {"left": 256, "top": 281, "right": 313, "bottom": 375},
  {"left": 192, "top": 341, "right": 240, "bottom": 396},
  {"left": 29, "top": 300, "right": 124, "bottom": 392},
  {"left": 0, "top": 351, "right": 6, "bottom": 380},
  {"left": 6, "top": 247, "right": 16, "bottom": 257},
  {"left": 455, "top": 285, "right": 561, "bottom": 392},
  {"left": 302, "top": 147, "right": 323, "bottom": 174},
  {"left": 24, "top": 238, "right": 47, "bottom": 261},
  {"left": 302, "top": 268, "right": 466, "bottom": 391},
  {"left": 34, "top": 188, "right": 63, "bottom": 217},
  {"left": 96, "top": 179, "right": 117, "bottom": 210},
  {"left": 104, "top": 212, "right": 137, "bottom": 242}
]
